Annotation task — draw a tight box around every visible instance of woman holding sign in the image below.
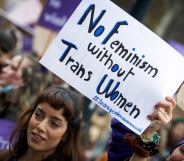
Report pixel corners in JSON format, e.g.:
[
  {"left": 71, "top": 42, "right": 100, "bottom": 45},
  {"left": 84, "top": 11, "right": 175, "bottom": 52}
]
[
  {"left": 108, "top": 96, "right": 177, "bottom": 161},
  {"left": 0, "top": 86, "right": 83, "bottom": 161}
]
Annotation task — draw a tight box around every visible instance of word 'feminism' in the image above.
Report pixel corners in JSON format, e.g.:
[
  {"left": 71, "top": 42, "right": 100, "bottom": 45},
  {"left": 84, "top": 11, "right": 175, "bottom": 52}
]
[
  {"left": 88, "top": 41, "right": 158, "bottom": 78},
  {"left": 77, "top": 3, "right": 158, "bottom": 78}
]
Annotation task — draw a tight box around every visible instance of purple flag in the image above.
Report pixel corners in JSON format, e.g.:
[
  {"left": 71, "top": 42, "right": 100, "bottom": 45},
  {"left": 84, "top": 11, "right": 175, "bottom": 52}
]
[{"left": 38, "top": 0, "right": 82, "bottom": 32}]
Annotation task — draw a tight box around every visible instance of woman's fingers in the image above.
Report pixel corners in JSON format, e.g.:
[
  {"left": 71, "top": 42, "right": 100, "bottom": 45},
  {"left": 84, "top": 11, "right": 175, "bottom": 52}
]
[
  {"left": 165, "top": 96, "right": 176, "bottom": 110},
  {"left": 148, "top": 96, "right": 176, "bottom": 125},
  {"left": 154, "top": 97, "right": 176, "bottom": 116},
  {"left": 150, "top": 108, "right": 170, "bottom": 124}
]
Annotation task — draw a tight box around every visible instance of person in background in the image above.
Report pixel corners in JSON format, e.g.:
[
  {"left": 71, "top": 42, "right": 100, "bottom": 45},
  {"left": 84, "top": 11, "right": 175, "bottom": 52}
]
[
  {"left": 0, "top": 54, "right": 44, "bottom": 120},
  {"left": 0, "top": 86, "right": 84, "bottom": 161},
  {"left": 0, "top": 29, "right": 17, "bottom": 71},
  {"left": 0, "top": 54, "right": 32, "bottom": 88},
  {"left": 151, "top": 117, "right": 184, "bottom": 161},
  {"left": 165, "top": 118, "right": 184, "bottom": 152},
  {"left": 165, "top": 137, "right": 184, "bottom": 161}
]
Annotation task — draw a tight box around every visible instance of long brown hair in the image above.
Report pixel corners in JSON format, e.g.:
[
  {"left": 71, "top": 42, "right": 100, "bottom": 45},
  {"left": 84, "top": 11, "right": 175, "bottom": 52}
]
[{"left": 0, "top": 86, "right": 83, "bottom": 161}]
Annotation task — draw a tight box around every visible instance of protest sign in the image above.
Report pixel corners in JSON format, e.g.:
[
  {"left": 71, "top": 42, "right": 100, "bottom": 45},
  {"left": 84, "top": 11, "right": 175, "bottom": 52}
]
[
  {"left": 34, "top": 0, "right": 82, "bottom": 57},
  {"left": 40, "top": 0, "right": 184, "bottom": 134},
  {"left": 38, "top": 0, "right": 82, "bottom": 32}
]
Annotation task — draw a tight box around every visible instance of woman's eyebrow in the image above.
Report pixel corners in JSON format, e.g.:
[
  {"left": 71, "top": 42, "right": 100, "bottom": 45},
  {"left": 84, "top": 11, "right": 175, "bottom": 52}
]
[
  {"left": 50, "top": 116, "right": 65, "bottom": 122},
  {"left": 35, "top": 107, "right": 44, "bottom": 113}
]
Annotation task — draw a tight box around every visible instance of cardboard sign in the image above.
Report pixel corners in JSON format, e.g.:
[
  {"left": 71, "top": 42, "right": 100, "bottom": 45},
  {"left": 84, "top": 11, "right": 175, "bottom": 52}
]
[{"left": 40, "top": 0, "right": 184, "bottom": 134}]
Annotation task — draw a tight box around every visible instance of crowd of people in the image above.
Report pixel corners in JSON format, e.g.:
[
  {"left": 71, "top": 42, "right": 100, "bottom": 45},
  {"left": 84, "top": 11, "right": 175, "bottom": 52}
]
[{"left": 0, "top": 24, "right": 184, "bottom": 161}]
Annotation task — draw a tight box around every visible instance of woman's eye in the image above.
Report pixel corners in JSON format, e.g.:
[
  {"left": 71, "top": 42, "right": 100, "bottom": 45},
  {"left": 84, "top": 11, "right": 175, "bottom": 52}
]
[
  {"left": 34, "top": 111, "right": 43, "bottom": 120},
  {"left": 180, "top": 145, "right": 184, "bottom": 153},
  {"left": 50, "top": 121, "right": 60, "bottom": 128}
]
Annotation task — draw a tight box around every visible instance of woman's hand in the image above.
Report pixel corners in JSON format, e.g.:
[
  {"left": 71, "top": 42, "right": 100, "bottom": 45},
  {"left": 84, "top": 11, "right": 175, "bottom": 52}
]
[
  {"left": 141, "top": 96, "right": 176, "bottom": 142},
  {"left": 148, "top": 96, "right": 176, "bottom": 126},
  {"left": 129, "top": 97, "right": 176, "bottom": 161}
]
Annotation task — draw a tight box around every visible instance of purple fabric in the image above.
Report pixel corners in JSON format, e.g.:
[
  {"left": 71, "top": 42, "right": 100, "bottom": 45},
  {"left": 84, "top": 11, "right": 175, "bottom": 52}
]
[
  {"left": 38, "top": 0, "right": 82, "bottom": 32},
  {"left": 169, "top": 40, "right": 184, "bottom": 57},
  {"left": 170, "top": 137, "right": 184, "bottom": 154},
  {"left": 22, "top": 36, "right": 33, "bottom": 52},
  {"left": 108, "top": 118, "right": 134, "bottom": 161},
  {"left": 0, "top": 119, "right": 15, "bottom": 150}
]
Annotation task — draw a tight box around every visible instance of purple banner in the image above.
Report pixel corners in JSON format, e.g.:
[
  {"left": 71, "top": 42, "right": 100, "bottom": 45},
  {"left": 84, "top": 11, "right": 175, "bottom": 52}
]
[
  {"left": 0, "top": 119, "right": 15, "bottom": 150},
  {"left": 22, "top": 36, "right": 33, "bottom": 52},
  {"left": 169, "top": 40, "right": 184, "bottom": 57},
  {"left": 38, "top": 0, "right": 82, "bottom": 32}
]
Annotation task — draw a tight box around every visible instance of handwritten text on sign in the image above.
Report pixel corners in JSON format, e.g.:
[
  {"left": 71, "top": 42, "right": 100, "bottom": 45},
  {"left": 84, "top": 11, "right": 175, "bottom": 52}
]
[{"left": 40, "top": 0, "right": 184, "bottom": 134}]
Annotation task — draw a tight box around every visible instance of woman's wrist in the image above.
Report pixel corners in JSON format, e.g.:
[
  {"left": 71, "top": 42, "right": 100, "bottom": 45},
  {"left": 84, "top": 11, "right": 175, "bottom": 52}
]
[
  {"left": 124, "top": 132, "right": 160, "bottom": 158},
  {"left": 129, "top": 153, "right": 148, "bottom": 161},
  {"left": 140, "top": 132, "right": 160, "bottom": 144},
  {"left": 140, "top": 120, "right": 161, "bottom": 143}
]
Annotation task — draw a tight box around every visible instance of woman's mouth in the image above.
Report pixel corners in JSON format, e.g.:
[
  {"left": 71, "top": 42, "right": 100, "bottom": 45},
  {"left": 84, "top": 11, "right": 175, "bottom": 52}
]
[{"left": 31, "top": 132, "right": 46, "bottom": 142}]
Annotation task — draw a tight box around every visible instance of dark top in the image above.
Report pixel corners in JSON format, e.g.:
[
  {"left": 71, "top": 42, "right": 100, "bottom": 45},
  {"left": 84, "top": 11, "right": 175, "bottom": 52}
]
[
  {"left": 107, "top": 118, "right": 134, "bottom": 161},
  {"left": 10, "top": 157, "right": 16, "bottom": 161}
]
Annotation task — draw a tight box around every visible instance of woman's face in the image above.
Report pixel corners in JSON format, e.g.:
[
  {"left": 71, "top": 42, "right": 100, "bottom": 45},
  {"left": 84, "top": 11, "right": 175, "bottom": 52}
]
[
  {"left": 171, "top": 123, "right": 184, "bottom": 143},
  {"left": 167, "top": 144, "right": 184, "bottom": 161},
  {"left": 27, "top": 102, "right": 68, "bottom": 153},
  {"left": 0, "top": 55, "right": 32, "bottom": 87}
]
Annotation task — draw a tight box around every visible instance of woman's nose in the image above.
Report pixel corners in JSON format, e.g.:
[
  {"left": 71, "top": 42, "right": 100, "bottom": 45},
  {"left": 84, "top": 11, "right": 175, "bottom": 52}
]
[{"left": 36, "top": 120, "right": 47, "bottom": 133}]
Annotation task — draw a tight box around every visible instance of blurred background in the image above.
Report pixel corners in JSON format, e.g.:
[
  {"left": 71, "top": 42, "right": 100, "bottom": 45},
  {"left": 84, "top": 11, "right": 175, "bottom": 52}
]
[{"left": 0, "top": 0, "right": 184, "bottom": 161}]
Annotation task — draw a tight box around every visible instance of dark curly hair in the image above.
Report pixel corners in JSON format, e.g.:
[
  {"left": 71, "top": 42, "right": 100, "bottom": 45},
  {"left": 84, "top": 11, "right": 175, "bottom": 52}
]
[{"left": 0, "top": 86, "right": 83, "bottom": 161}]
